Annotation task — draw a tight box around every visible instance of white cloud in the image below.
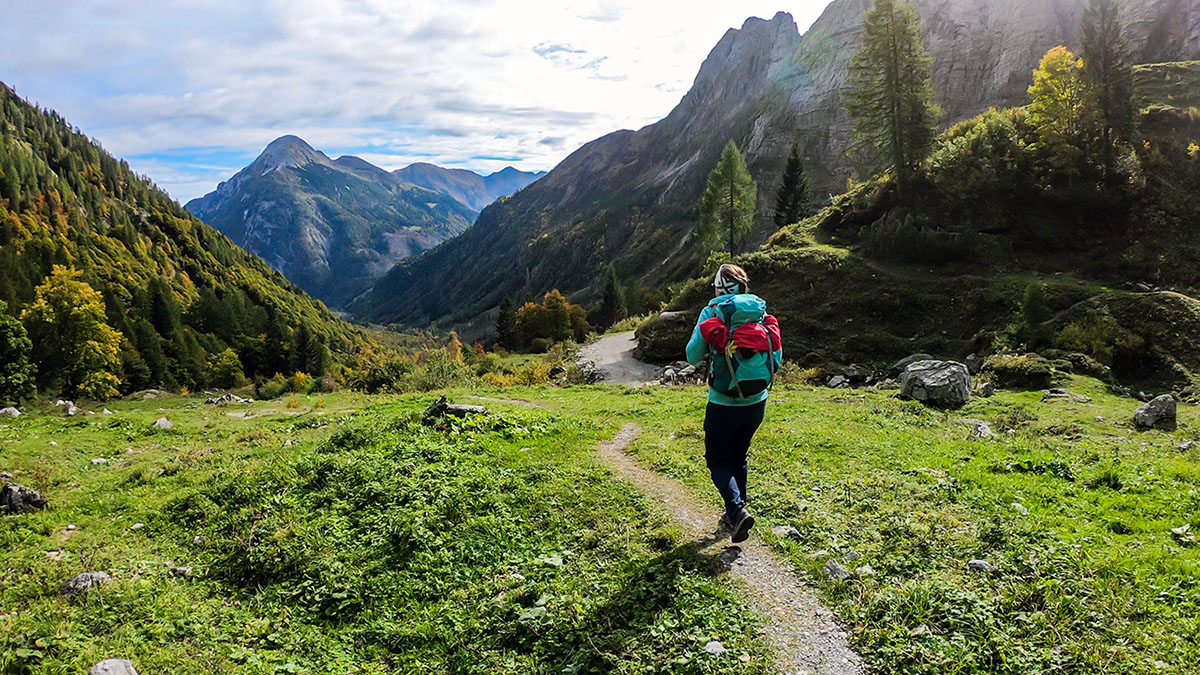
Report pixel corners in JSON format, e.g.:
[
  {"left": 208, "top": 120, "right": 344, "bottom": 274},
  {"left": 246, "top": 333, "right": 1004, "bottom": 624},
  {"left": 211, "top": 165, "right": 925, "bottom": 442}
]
[{"left": 0, "top": 0, "right": 835, "bottom": 201}]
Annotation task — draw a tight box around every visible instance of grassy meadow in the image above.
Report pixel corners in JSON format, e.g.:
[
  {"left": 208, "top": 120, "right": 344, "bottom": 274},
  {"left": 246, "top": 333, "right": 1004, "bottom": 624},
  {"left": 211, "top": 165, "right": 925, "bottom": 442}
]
[{"left": 2, "top": 374, "right": 1198, "bottom": 674}]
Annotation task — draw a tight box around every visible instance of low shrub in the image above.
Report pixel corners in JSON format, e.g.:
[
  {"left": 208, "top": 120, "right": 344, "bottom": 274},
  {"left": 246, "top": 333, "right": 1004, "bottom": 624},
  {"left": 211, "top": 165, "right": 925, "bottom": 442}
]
[
  {"left": 256, "top": 373, "right": 289, "bottom": 400},
  {"left": 982, "top": 353, "right": 1066, "bottom": 389}
]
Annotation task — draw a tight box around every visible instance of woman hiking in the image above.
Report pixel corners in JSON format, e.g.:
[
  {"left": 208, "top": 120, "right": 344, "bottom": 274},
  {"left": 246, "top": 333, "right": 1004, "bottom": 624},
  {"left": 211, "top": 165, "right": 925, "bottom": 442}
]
[{"left": 685, "top": 264, "right": 783, "bottom": 543}]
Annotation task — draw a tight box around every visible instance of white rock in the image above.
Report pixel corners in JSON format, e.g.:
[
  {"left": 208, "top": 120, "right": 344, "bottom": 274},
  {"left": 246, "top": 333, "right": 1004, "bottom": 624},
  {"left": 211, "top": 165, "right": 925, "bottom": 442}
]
[
  {"left": 153, "top": 417, "right": 174, "bottom": 430},
  {"left": 90, "top": 659, "right": 139, "bottom": 675},
  {"left": 130, "top": 522, "right": 144, "bottom": 531},
  {"left": 967, "top": 559, "right": 995, "bottom": 572},
  {"left": 704, "top": 640, "right": 727, "bottom": 655},
  {"left": 855, "top": 564, "right": 875, "bottom": 577},
  {"left": 102, "top": 409, "right": 113, "bottom": 416},
  {"left": 0, "top": 407, "right": 20, "bottom": 418},
  {"left": 1011, "top": 502, "right": 1029, "bottom": 516},
  {"left": 91, "top": 458, "right": 107, "bottom": 466}
]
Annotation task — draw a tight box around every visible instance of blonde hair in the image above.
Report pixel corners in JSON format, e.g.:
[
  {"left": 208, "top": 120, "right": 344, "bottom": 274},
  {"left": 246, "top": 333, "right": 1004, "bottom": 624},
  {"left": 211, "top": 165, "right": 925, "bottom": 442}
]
[{"left": 716, "top": 264, "right": 750, "bottom": 293}]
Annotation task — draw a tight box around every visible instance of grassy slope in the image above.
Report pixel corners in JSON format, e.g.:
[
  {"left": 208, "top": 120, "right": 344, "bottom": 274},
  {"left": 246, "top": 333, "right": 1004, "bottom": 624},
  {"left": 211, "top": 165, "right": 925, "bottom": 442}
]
[
  {"left": 3, "top": 376, "right": 1198, "bottom": 674},
  {"left": 0, "top": 393, "right": 770, "bottom": 674}
]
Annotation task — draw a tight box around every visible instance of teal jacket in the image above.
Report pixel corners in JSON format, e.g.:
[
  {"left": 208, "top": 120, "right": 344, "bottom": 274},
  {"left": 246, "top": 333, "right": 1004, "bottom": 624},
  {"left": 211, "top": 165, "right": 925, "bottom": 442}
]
[{"left": 685, "top": 294, "right": 783, "bottom": 407}]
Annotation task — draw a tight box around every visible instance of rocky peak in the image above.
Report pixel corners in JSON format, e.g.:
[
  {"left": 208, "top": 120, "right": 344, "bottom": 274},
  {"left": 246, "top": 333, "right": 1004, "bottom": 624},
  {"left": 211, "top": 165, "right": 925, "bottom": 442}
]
[
  {"left": 686, "top": 12, "right": 801, "bottom": 112},
  {"left": 253, "top": 135, "right": 331, "bottom": 173}
]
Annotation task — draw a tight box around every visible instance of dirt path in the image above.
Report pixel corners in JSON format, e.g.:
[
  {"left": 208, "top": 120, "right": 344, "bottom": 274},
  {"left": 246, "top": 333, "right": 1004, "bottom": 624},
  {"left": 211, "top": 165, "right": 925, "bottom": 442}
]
[
  {"left": 597, "top": 424, "right": 864, "bottom": 675},
  {"left": 578, "top": 332, "right": 661, "bottom": 386}
]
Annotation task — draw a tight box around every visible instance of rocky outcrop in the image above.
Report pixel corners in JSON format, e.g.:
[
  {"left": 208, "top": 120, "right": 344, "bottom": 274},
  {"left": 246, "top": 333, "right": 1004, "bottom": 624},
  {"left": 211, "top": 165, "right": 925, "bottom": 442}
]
[
  {"left": 900, "top": 360, "right": 972, "bottom": 407},
  {"left": 62, "top": 571, "right": 111, "bottom": 598},
  {"left": 1134, "top": 394, "right": 1177, "bottom": 430},
  {"left": 634, "top": 312, "right": 697, "bottom": 364},
  {"left": 1, "top": 483, "right": 47, "bottom": 513}
]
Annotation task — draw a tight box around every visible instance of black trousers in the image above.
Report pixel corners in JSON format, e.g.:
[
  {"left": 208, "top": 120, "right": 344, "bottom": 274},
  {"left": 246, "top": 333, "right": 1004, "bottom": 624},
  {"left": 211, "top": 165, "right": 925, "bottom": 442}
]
[{"left": 703, "top": 400, "right": 766, "bottom": 518}]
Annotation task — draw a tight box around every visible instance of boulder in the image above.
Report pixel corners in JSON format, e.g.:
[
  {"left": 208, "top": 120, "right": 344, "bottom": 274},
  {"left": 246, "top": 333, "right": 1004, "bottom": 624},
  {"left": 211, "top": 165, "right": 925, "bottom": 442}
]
[
  {"left": 890, "top": 353, "right": 935, "bottom": 377},
  {"left": 152, "top": 417, "right": 174, "bottom": 430},
  {"left": 900, "top": 360, "right": 971, "bottom": 408},
  {"left": 0, "top": 407, "right": 19, "bottom": 418},
  {"left": 963, "top": 354, "right": 983, "bottom": 375},
  {"left": 843, "top": 365, "right": 867, "bottom": 385},
  {"left": 1, "top": 483, "right": 47, "bottom": 513},
  {"left": 633, "top": 311, "right": 696, "bottom": 364},
  {"left": 1042, "top": 388, "right": 1092, "bottom": 403},
  {"left": 62, "top": 571, "right": 111, "bottom": 597},
  {"left": 204, "top": 393, "right": 247, "bottom": 405},
  {"left": 977, "top": 381, "right": 996, "bottom": 398},
  {"left": 90, "top": 659, "right": 139, "bottom": 675},
  {"left": 826, "top": 375, "right": 849, "bottom": 389},
  {"left": 1134, "top": 394, "right": 1177, "bottom": 431},
  {"left": 822, "top": 559, "right": 852, "bottom": 581},
  {"left": 967, "top": 559, "right": 995, "bottom": 572},
  {"left": 423, "top": 396, "right": 486, "bottom": 424}
]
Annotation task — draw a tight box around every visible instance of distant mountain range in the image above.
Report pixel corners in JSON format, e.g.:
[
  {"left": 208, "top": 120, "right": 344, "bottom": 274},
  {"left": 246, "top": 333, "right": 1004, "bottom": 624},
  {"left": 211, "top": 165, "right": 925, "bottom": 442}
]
[
  {"left": 350, "top": 0, "right": 1200, "bottom": 331},
  {"left": 186, "top": 136, "right": 542, "bottom": 308}
]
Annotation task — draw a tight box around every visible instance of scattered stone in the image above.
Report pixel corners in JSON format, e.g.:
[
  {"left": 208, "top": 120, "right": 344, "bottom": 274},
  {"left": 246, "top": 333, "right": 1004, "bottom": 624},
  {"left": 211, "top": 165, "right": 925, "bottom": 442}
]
[
  {"left": 49, "top": 440, "right": 58, "bottom": 446},
  {"left": 283, "top": 439, "right": 293, "bottom": 448},
  {"left": 91, "top": 458, "right": 107, "bottom": 466},
  {"left": 890, "top": 353, "right": 935, "bottom": 377},
  {"left": 1042, "top": 388, "right": 1092, "bottom": 403},
  {"left": 423, "top": 396, "right": 486, "bottom": 423},
  {"left": 873, "top": 378, "right": 901, "bottom": 391},
  {"left": 845, "top": 550, "right": 861, "bottom": 562},
  {"left": 1179, "top": 440, "right": 1195, "bottom": 452},
  {"left": 193, "top": 535, "right": 205, "bottom": 545},
  {"left": 167, "top": 565, "right": 194, "bottom": 577},
  {"left": 46, "top": 549, "right": 65, "bottom": 561},
  {"left": 2, "top": 483, "right": 48, "bottom": 513},
  {"left": 657, "top": 361, "right": 701, "bottom": 386},
  {"left": 548, "top": 364, "right": 567, "bottom": 380},
  {"left": 843, "top": 365, "right": 868, "bottom": 385},
  {"left": 0, "top": 471, "right": 10, "bottom": 480},
  {"left": 1011, "top": 502, "right": 1029, "bottom": 516},
  {"left": 771, "top": 525, "right": 800, "bottom": 539},
  {"left": 1172, "top": 524, "right": 1195, "bottom": 545},
  {"left": 1134, "top": 395, "right": 1177, "bottom": 431},
  {"left": 67, "top": 523, "right": 77, "bottom": 531},
  {"left": 964, "top": 354, "right": 983, "bottom": 375},
  {"left": 62, "top": 571, "right": 111, "bottom": 597},
  {"left": 102, "top": 409, "right": 113, "bottom": 416},
  {"left": 900, "top": 360, "right": 972, "bottom": 408},
  {"left": 153, "top": 417, "right": 174, "bottom": 430},
  {"left": 855, "top": 564, "right": 875, "bottom": 578},
  {"left": 967, "top": 559, "right": 995, "bottom": 572},
  {"left": 823, "top": 559, "right": 853, "bottom": 581},
  {"left": 826, "top": 375, "right": 849, "bottom": 389},
  {"left": 976, "top": 381, "right": 995, "bottom": 398},
  {"left": 704, "top": 640, "right": 727, "bottom": 656},
  {"left": 0, "top": 407, "right": 20, "bottom": 418},
  {"left": 130, "top": 522, "right": 144, "bottom": 531},
  {"left": 204, "top": 393, "right": 247, "bottom": 405},
  {"left": 1110, "top": 385, "right": 1133, "bottom": 398},
  {"left": 89, "top": 658, "right": 139, "bottom": 675},
  {"left": 969, "top": 421, "right": 993, "bottom": 440},
  {"left": 1095, "top": 416, "right": 1105, "bottom": 422}
]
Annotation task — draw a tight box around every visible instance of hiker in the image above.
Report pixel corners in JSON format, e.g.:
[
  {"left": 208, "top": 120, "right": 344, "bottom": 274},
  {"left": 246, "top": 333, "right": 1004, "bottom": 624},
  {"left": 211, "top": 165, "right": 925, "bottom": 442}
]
[{"left": 685, "top": 264, "right": 782, "bottom": 543}]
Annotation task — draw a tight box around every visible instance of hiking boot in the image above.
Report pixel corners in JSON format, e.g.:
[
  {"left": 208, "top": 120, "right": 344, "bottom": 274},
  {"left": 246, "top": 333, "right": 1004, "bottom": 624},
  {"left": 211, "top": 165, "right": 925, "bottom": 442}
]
[{"left": 730, "top": 507, "right": 755, "bottom": 543}]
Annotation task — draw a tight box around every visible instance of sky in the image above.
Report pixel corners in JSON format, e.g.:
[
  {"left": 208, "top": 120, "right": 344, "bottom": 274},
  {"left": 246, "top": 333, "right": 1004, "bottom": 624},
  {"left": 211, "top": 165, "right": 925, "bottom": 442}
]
[{"left": 0, "top": 1, "right": 835, "bottom": 202}]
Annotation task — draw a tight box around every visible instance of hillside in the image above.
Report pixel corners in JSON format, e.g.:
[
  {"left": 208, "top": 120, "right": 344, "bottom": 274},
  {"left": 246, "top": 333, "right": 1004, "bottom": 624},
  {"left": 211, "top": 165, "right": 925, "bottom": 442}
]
[
  {"left": 0, "top": 84, "right": 372, "bottom": 396},
  {"left": 393, "top": 163, "right": 543, "bottom": 212},
  {"left": 185, "top": 136, "right": 482, "bottom": 308},
  {"left": 642, "top": 62, "right": 1200, "bottom": 389},
  {"left": 351, "top": 0, "right": 1200, "bottom": 333}
]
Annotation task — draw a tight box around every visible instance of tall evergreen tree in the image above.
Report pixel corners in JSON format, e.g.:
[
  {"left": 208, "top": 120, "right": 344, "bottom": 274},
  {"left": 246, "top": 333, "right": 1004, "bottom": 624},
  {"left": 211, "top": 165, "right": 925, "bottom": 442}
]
[
  {"left": 1082, "top": 0, "right": 1134, "bottom": 177},
  {"left": 496, "top": 295, "right": 517, "bottom": 350},
  {"left": 697, "top": 140, "right": 757, "bottom": 256},
  {"left": 597, "top": 263, "right": 628, "bottom": 329},
  {"left": 846, "top": 0, "right": 941, "bottom": 193},
  {"left": 773, "top": 143, "right": 811, "bottom": 228}
]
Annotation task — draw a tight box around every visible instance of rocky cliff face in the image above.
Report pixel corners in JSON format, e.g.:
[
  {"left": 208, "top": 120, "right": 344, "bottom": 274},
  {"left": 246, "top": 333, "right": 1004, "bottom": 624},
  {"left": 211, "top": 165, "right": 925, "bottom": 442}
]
[
  {"left": 187, "top": 136, "right": 479, "bottom": 308},
  {"left": 353, "top": 0, "right": 1200, "bottom": 330}
]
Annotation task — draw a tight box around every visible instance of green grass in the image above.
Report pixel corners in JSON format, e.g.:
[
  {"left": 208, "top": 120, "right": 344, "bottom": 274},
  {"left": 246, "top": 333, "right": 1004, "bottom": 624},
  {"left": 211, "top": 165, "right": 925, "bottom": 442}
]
[
  {"left": 506, "top": 379, "right": 1200, "bottom": 674},
  {"left": 0, "top": 393, "right": 771, "bottom": 674},
  {"left": 4, "top": 376, "right": 1199, "bottom": 673}
]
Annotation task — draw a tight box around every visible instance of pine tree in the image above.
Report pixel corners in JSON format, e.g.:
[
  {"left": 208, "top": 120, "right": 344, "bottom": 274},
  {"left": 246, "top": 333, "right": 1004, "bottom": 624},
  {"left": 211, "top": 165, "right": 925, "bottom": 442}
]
[
  {"left": 697, "top": 140, "right": 757, "bottom": 256},
  {"left": 597, "top": 263, "right": 628, "bottom": 329},
  {"left": 846, "top": 0, "right": 941, "bottom": 193},
  {"left": 773, "top": 143, "right": 810, "bottom": 228},
  {"left": 1082, "top": 0, "right": 1134, "bottom": 177},
  {"left": 496, "top": 295, "right": 517, "bottom": 350}
]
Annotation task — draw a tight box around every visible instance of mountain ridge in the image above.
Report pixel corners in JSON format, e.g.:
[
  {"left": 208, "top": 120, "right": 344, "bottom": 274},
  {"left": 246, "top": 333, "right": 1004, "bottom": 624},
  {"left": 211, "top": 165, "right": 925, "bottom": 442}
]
[{"left": 351, "top": 0, "right": 1200, "bottom": 333}]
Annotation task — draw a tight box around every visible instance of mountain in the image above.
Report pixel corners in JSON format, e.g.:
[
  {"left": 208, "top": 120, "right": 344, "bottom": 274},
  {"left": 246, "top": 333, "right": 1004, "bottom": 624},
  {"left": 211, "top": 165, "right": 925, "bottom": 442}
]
[
  {"left": 186, "top": 136, "right": 478, "bottom": 308},
  {"left": 351, "top": 0, "right": 1200, "bottom": 331},
  {"left": 0, "top": 83, "right": 374, "bottom": 395},
  {"left": 393, "top": 163, "right": 543, "bottom": 212}
]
